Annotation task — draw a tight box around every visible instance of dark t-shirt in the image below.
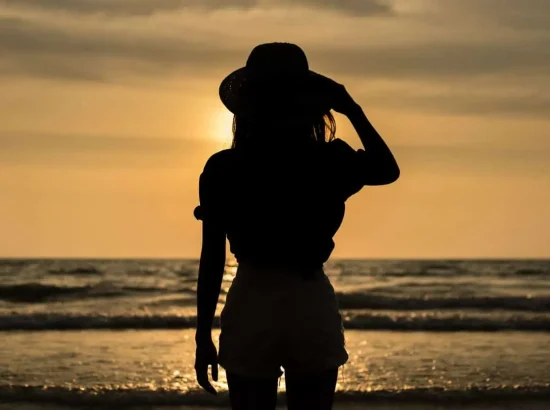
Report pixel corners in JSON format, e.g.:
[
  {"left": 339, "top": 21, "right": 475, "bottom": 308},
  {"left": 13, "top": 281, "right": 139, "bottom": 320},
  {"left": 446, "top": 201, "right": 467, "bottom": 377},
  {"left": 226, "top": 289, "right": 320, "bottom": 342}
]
[{"left": 194, "top": 138, "right": 367, "bottom": 268}]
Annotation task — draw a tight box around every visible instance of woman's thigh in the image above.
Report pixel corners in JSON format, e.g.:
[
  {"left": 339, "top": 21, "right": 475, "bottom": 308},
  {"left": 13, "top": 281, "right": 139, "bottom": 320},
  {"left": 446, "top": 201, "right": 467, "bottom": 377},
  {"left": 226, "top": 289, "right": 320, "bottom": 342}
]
[
  {"left": 226, "top": 372, "right": 279, "bottom": 410},
  {"left": 284, "top": 367, "right": 339, "bottom": 410}
]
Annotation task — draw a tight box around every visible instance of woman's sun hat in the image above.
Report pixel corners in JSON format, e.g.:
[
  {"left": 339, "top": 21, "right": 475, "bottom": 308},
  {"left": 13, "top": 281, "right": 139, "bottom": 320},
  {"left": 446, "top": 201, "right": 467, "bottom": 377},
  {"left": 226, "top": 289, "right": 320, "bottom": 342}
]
[{"left": 219, "top": 42, "right": 332, "bottom": 117}]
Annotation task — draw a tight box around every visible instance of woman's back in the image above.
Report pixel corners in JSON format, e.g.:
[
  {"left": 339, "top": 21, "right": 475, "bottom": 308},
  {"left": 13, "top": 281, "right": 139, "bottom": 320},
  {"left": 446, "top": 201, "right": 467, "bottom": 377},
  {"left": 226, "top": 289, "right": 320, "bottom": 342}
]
[{"left": 196, "top": 138, "right": 364, "bottom": 268}]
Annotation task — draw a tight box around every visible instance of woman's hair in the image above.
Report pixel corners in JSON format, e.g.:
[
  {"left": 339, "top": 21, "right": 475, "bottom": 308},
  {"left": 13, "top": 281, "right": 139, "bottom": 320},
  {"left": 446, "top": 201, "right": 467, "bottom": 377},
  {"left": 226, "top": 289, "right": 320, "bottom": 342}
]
[{"left": 231, "top": 112, "right": 337, "bottom": 149}]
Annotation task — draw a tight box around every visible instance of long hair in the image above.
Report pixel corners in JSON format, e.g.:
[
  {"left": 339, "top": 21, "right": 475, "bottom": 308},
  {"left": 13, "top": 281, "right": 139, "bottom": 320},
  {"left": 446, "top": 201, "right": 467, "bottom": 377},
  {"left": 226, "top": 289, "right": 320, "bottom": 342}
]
[{"left": 231, "top": 112, "right": 337, "bottom": 149}]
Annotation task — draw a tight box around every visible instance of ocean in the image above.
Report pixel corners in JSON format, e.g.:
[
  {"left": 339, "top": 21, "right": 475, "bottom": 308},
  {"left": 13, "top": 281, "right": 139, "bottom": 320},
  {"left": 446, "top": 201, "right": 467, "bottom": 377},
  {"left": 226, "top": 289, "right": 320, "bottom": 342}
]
[{"left": 1, "top": 258, "right": 549, "bottom": 409}]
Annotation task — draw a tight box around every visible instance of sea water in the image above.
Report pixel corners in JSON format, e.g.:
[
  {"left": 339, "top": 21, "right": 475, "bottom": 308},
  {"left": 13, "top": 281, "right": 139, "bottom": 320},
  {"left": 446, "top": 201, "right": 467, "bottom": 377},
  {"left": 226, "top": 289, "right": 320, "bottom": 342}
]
[{"left": 1, "top": 259, "right": 549, "bottom": 408}]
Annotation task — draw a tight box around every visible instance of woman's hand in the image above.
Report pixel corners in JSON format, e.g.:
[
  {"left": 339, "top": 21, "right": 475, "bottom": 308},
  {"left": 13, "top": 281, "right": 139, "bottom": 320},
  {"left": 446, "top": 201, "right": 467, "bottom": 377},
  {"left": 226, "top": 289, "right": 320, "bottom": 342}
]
[
  {"left": 194, "top": 336, "right": 218, "bottom": 395},
  {"left": 321, "top": 77, "right": 360, "bottom": 116}
]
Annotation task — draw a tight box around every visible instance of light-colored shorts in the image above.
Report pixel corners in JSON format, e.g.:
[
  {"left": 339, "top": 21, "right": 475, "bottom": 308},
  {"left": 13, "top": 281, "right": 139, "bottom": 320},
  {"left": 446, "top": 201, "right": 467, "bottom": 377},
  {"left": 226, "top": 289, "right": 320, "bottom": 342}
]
[{"left": 218, "top": 262, "right": 348, "bottom": 378}]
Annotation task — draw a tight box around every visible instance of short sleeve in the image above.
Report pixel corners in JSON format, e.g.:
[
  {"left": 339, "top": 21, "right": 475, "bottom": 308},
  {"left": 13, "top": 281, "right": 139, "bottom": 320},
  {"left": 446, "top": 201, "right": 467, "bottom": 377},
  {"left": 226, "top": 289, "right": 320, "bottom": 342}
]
[
  {"left": 328, "top": 138, "right": 366, "bottom": 200},
  {"left": 194, "top": 152, "right": 229, "bottom": 226}
]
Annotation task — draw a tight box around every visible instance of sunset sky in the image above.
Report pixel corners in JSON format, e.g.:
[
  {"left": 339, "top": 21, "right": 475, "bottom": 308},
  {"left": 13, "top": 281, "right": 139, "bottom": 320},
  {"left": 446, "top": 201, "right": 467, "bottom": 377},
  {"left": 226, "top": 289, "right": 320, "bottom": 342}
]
[{"left": 1, "top": 0, "right": 549, "bottom": 258}]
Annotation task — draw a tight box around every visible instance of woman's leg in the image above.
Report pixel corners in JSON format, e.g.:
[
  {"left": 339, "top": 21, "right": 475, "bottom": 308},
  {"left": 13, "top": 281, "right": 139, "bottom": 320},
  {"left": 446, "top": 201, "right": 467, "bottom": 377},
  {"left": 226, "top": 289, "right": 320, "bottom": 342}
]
[
  {"left": 284, "top": 367, "right": 339, "bottom": 410},
  {"left": 226, "top": 372, "right": 279, "bottom": 410}
]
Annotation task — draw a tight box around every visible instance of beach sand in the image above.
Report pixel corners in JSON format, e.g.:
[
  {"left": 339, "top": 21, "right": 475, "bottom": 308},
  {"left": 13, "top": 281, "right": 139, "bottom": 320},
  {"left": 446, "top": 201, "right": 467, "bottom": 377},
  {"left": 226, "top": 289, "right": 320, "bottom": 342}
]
[{"left": 2, "top": 402, "right": 550, "bottom": 410}]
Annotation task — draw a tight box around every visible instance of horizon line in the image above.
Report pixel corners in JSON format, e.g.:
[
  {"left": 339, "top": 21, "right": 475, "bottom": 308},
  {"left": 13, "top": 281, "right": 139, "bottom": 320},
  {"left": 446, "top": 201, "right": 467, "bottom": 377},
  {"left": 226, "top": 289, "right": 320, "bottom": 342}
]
[{"left": 1, "top": 256, "right": 549, "bottom": 261}]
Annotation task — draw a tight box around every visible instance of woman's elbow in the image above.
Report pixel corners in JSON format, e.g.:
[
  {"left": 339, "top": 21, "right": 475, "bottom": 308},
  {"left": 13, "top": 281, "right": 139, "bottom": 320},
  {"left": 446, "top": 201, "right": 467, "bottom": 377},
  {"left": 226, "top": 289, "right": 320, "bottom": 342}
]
[
  {"left": 386, "top": 165, "right": 400, "bottom": 184},
  {"left": 368, "top": 165, "right": 400, "bottom": 185}
]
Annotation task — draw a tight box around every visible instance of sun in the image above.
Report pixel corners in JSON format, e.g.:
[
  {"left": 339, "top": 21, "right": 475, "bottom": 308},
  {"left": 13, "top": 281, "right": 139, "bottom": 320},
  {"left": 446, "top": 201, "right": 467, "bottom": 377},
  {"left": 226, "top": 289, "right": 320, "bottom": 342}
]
[{"left": 209, "top": 107, "right": 234, "bottom": 145}]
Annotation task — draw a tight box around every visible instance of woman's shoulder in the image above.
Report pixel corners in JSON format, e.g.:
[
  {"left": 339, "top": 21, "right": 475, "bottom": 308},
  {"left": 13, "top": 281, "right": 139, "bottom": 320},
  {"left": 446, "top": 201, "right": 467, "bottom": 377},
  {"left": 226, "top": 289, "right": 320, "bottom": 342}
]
[
  {"left": 327, "top": 138, "right": 355, "bottom": 152},
  {"left": 323, "top": 138, "right": 360, "bottom": 164},
  {"left": 202, "top": 149, "right": 236, "bottom": 174}
]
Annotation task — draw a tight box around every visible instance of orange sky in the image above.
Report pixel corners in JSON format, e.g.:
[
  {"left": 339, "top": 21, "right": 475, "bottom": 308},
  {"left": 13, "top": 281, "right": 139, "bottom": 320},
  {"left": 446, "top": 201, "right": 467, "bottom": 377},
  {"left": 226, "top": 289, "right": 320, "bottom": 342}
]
[{"left": 1, "top": 0, "right": 549, "bottom": 258}]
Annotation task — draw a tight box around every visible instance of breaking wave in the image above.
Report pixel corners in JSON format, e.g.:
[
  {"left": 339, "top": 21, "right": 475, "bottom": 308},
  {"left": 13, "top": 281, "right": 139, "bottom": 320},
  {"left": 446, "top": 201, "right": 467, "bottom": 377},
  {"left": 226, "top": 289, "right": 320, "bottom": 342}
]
[
  {"left": 0, "top": 283, "right": 165, "bottom": 303},
  {"left": 1, "top": 312, "right": 549, "bottom": 331},
  {"left": 336, "top": 293, "right": 550, "bottom": 312}
]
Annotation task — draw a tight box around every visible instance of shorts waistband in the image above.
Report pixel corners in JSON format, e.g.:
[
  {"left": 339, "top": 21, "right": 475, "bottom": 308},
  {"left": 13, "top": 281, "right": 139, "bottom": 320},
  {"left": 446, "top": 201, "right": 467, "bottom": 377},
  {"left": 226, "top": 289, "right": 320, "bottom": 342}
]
[{"left": 236, "top": 261, "right": 325, "bottom": 281}]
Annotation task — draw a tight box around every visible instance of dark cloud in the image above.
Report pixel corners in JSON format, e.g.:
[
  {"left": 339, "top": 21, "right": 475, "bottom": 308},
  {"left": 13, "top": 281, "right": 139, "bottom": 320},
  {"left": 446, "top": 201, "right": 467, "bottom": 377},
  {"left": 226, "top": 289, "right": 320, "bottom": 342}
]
[
  {"left": 309, "top": 41, "right": 550, "bottom": 79},
  {"left": 455, "top": 0, "right": 550, "bottom": 30},
  {"left": 1, "top": 1, "right": 549, "bottom": 119},
  {"left": 2, "top": 0, "right": 393, "bottom": 17},
  {"left": 280, "top": 0, "right": 392, "bottom": 17},
  {"left": 2, "top": 15, "right": 548, "bottom": 84},
  {"left": 0, "top": 132, "right": 202, "bottom": 169},
  {"left": 434, "top": 93, "right": 550, "bottom": 118},
  {"left": 362, "top": 87, "right": 550, "bottom": 119},
  {"left": 0, "top": 132, "right": 185, "bottom": 152},
  {"left": 0, "top": 17, "right": 240, "bottom": 81},
  {"left": 0, "top": 17, "right": 216, "bottom": 60},
  {"left": 1, "top": 0, "right": 256, "bottom": 15}
]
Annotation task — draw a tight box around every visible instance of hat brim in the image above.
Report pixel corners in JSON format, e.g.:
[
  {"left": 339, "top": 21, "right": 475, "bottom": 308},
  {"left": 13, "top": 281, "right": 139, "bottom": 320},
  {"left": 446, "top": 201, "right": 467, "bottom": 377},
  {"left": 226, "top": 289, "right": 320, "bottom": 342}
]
[{"left": 219, "top": 67, "right": 332, "bottom": 116}]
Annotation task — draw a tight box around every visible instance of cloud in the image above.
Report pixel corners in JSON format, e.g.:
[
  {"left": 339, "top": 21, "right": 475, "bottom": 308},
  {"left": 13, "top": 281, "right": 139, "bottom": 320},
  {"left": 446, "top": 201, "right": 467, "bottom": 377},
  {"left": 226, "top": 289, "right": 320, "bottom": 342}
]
[
  {"left": 0, "top": 132, "right": 205, "bottom": 169},
  {"left": 0, "top": 16, "right": 240, "bottom": 81},
  {"left": 1, "top": 1, "right": 549, "bottom": 118},
  {"left": 280, "top": 0, "right": 393, "bottom": 17},
  {"left": 1, "top": 13, "right": 548, "bottom": 84},
  {"left": 2, "top": 0, "right": 394, "bottom": 17},
  {"left": 1, "top": 0, "right": 255, "bottom": 15},
  {"left": 362, "top": 84, "right": 550, "bottom": 119},
  {"left": 452, "top": 0, "right": 550, "bottom": 30},
  {"left": 310, "top": 40, "right": 550, "bottom": 79},
  {"left": 0, "top": 132, "right": 184, "bottom": 152}
]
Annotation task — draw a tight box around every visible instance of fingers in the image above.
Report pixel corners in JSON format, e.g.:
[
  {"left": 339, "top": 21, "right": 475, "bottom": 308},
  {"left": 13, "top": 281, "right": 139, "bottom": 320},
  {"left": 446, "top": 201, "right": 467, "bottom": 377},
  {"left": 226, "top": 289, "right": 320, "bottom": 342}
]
[
  {"left": 195, "top": 344, "right": 219, "bottom": 395},
  {"left": 211, "top": 363, "right": 218, "bottom": 382},
  {"left": 195, "top": 360, "right": 219, "bottom": 395},
  {"left": 196, "top": 367, "right": 217, "bottom": 395},
  {"left": 199, "top": 379, "right": 217, "bottom": 395}
]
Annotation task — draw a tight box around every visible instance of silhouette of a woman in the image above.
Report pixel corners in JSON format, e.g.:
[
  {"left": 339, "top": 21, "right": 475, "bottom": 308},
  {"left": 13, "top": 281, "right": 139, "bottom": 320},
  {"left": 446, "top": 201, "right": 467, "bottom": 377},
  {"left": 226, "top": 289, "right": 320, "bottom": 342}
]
[{"left": 194, "top": 43, "right": 399, "bottom": 410}]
